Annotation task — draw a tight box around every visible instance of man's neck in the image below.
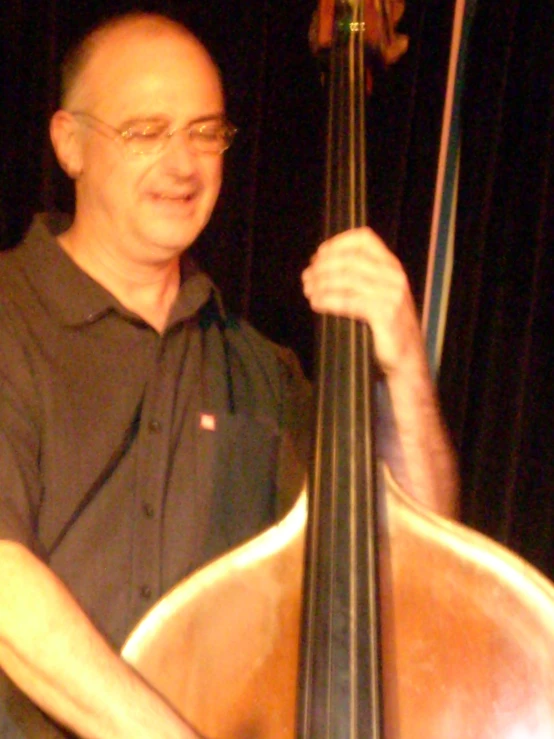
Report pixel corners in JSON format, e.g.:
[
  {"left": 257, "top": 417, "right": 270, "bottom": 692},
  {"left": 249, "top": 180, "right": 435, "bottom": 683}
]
[{"left": 57, "top": 226, "right": 182, "bottom": 333}]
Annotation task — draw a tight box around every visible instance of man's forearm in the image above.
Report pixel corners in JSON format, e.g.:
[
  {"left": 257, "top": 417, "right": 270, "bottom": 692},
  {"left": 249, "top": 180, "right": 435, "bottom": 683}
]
[
  {"left": 0, "top": 540, "right": 201, "bottom": 738},
  {"left": 378, "top": 356, "right": 459, "bottom": 519}
]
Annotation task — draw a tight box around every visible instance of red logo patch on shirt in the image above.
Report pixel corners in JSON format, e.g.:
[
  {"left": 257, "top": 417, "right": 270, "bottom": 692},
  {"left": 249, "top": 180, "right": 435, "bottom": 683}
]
[{"left": 200, "top": 413, "right": 216, "bottom": 431}]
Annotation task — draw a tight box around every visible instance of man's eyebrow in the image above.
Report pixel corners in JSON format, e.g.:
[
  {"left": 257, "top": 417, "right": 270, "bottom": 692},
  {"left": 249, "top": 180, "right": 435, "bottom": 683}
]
[
  {"left": 188, "top": 113, "right": 227, "bottom": 124},
  {"left": 118, "top": 115, "right": 170, "bottom": 128},
  {"left": 119, "top": 113, "right": 227, "bottom": 128}
]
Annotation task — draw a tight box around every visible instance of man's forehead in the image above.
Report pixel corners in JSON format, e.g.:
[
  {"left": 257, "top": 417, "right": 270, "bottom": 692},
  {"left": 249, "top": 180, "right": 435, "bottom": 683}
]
[
  {"left": 75, "top": 21, "right": 222, "bottom": 112},
  {"left": 90, "top": 21, "right": 211, "bottom": 73}
]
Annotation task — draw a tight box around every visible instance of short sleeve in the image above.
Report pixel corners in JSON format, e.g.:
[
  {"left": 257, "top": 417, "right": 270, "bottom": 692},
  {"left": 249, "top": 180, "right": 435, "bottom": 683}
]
[{"left": 0, "top": 309, "right": 42, "bottom": 551}]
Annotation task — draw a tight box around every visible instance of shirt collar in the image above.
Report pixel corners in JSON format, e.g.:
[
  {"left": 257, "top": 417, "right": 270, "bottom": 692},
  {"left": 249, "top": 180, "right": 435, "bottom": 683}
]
[{"left": 19, "top": 213, "right": 222, "bottom": 329}]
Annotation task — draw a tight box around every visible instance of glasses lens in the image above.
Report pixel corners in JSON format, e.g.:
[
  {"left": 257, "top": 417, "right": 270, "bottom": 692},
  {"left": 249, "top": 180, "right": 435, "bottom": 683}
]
[
  {"left": 189, "top": 121, "right": 237, "bottom": 153},
  {"left": 123, "top": 121, "right": 168, "bottom": 156},
  {"left": 117, "top": 118, "right": 238, "bottom": 156}
]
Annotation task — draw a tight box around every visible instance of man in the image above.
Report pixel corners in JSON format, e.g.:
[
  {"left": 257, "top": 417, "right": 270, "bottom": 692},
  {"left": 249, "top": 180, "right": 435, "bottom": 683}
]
[{"left": 0, "top": 11, "right": 457, "bottom": 738}]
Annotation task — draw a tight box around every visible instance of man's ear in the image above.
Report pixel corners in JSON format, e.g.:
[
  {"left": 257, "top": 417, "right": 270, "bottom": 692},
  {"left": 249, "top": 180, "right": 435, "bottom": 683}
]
[{"left": 50, "top": 110, "right": 83, "bottom": 179}]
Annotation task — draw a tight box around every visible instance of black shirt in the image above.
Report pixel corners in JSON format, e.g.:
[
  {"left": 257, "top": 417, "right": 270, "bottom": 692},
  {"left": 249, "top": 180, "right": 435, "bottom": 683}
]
[
  {"left": 0, "top": 214, "right": 311, "bottom": 721},
  {"left": 0, "top": 214, "right": 311, "bottom": 736}
]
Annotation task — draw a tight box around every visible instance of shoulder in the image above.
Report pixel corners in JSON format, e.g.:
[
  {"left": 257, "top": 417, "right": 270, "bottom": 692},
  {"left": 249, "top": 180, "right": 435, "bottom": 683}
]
[
  {"left": 0, "top": 215, "right": 73, "bottom": 423},
  {"left": 0, "top": 237, "right": 27, "bottom": 295},
  {"left": 0, "top": 213, "right": 68, "bottom": 299}
]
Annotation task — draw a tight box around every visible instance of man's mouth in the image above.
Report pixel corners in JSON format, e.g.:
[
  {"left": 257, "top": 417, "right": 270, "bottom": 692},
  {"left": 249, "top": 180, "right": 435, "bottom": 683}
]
[{"left": 151, "top": 192, "right": 196, "bottom": 202}]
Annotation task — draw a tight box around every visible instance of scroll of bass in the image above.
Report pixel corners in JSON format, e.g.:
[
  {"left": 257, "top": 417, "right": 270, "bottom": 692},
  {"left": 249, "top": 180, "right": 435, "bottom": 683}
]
[{"left": 122, "top": 1, "right": 554, "bottom": 736}]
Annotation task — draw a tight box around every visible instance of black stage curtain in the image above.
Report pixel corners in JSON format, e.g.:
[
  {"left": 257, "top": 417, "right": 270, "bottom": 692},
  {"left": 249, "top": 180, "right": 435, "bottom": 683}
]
[
  {"left": 0, "top": 0, "right": 453, "bottom": 366},
  {"left": 440, "top": 0, "right": 554, "bottom": 579},
  {"left": 2, "top": 0, "right": 553, "bottom": 580}
]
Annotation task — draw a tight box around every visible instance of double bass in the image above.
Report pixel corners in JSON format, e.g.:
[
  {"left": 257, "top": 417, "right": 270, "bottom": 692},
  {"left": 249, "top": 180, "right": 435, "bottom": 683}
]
[{"left": 122, "top": 1, "right": 554, "bottom": 735}]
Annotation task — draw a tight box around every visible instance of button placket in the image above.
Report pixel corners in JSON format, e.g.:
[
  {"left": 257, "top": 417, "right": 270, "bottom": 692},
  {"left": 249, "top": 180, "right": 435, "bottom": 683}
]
[{"left": 130, "top": 336, "right": 172, "bottom": 620}]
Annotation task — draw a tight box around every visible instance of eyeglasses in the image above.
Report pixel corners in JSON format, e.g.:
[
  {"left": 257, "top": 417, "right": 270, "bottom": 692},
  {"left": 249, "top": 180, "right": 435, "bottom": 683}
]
[{"left": 70, "top": 111, "right": 238, "bottom": 156}]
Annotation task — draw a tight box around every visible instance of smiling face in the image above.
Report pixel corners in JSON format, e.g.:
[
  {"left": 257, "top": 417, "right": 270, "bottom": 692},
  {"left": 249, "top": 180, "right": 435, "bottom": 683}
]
[{"left": 55, "top": 17, "right": 225, "bottom": 266}]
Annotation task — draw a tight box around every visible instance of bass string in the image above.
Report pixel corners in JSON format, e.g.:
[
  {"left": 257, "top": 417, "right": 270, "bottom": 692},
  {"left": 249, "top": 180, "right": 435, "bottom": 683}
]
[{"left": 300, "top": 1, "right": 383, "bottom": 735}]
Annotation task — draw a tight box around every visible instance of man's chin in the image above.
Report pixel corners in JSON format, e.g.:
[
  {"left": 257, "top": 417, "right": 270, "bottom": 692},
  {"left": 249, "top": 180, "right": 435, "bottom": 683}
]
[{"left": 141, "top": 220, "right": 205, "bottom": 255}]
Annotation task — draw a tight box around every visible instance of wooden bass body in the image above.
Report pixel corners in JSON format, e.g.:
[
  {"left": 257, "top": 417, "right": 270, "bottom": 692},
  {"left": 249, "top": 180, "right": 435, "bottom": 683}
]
[
  {"left": 122, "top": 4, "right": 554, "bottom": 735},
  {"left": 122, "top": 469, "right": 554, "bottom": 738}
]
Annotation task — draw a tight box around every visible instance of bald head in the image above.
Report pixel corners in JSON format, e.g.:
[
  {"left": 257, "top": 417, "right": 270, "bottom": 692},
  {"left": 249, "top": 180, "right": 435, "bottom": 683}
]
[
  {"left": 60, "top": 12, "right": 220, "bottom": 111},
  {"left": 50, "top": 10, "right": 226, "bottom": 261}
]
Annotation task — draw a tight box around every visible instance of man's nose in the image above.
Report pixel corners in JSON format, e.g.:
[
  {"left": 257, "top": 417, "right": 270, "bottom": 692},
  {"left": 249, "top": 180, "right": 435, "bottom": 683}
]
[{"left": 163, "top": 129, "right": 198, "bottom": 170}]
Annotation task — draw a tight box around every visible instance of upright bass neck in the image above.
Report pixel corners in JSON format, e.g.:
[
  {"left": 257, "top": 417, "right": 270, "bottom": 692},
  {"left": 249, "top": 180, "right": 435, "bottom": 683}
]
[{"left": 297, "top": 2, "right": 408, "bottom": 736}]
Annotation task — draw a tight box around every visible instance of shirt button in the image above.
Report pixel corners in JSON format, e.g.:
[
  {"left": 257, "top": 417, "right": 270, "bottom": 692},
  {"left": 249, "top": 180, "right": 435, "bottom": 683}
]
[
  {"left": 148, "top": 419, "right": 162, "bottom": 433},
  {"left": 142, "top": 502, "right": 155, "bottom": 519},
  {"left": 139, "top": 585, "right": 152, "bottom": 600}
]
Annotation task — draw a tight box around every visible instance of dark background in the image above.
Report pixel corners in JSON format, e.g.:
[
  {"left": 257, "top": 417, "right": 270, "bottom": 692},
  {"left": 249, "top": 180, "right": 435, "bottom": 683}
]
[{"left": 2, "top": 0, "right": 553, "bottom": 580}]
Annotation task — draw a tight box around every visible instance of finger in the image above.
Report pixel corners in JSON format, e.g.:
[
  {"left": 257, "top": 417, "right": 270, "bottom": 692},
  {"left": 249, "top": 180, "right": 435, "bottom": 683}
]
[{"left": 316, "top": 227, "right": 397, "bottom": 266}]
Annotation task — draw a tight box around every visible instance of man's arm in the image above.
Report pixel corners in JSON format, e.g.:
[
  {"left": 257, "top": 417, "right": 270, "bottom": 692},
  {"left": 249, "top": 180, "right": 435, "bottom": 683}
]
[
  {"left": 0, "top": 540, "right": 203, "bottom": 739},
  {"left": 302, "top": 227, "right": 459, "bottom": 518}
]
